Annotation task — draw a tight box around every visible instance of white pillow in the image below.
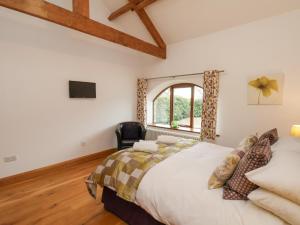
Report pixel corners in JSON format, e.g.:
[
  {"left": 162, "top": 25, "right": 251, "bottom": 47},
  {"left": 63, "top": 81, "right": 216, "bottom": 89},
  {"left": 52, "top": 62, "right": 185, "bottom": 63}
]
[
  {"left": 248, "top": 189, "right": 300, "bottom": 225},
  {"left": 246, "top": 150, "right": 300, "bottom": 205},
  {"left": 271, "top": 137, "right": 300, "bottom": 153},
  {"left": 133, "top": 141, "right": 158, "bottom": 153}
]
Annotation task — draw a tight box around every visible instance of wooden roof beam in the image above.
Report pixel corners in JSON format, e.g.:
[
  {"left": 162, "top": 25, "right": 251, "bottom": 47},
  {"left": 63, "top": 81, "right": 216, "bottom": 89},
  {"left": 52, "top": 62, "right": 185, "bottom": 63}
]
[
  {"left": 136, "top": 0, "right": 156, "bottom": 10},
  {"left": 73, "top": 0, "right": 89, "bottom": 17},
  {"left": 0, "top": 0, "right": 166, "bottom": 59},
  {"left": 128, "top": 0, "right": 165, "bottom": 48},
  {"left": 108, "top": 0, "right": 157, "bottom": 21},
  {"left": 108, "top": 2, "right": 134, "bottom": 21},
  {"left": 134, "top": 8, "right": 166, "bottom": 48}
]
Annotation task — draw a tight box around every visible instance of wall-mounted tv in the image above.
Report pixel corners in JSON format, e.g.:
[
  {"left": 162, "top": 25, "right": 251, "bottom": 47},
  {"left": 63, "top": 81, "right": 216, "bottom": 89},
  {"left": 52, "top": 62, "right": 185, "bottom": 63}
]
[{"left": 69, "top": 81, "right": 96, "bottom": 98}]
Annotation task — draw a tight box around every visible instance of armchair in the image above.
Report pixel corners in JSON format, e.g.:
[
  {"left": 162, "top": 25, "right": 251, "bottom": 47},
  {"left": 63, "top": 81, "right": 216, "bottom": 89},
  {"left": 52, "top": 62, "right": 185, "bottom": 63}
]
[{"left": 115, "top": 122, "right": 147, "bottom": 150}]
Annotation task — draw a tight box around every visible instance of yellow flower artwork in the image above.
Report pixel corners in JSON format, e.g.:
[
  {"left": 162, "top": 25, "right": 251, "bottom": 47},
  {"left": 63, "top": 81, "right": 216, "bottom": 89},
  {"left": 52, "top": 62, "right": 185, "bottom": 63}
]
[{"left": 247, "top": 75, "right": 283, "bottom": 105}]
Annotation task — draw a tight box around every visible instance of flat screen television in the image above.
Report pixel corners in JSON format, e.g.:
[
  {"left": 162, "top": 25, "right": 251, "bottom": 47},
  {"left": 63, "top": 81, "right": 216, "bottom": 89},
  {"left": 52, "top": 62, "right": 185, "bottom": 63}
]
[{"left": 69, "top": 81, "right": 96, "bottom": 98}]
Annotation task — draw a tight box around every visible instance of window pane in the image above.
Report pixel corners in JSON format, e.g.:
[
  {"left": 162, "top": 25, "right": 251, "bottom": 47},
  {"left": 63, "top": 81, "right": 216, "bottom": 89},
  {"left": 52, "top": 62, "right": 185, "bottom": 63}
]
[
  {"left": 154, "top": 88, "right": 170, "bottom": 125},
  {"left": 194, "top": 86, "right": 203, "bottom": 129},
  {"left": 173, "top": 87, "right": 191, "bottom": 127}
]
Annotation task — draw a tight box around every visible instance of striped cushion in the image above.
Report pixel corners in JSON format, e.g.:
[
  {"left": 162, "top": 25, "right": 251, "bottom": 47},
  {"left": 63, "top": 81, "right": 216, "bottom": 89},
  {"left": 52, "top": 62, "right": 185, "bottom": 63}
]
[{"left": 223, "top": 138, "right": 272, "bottom": 200}]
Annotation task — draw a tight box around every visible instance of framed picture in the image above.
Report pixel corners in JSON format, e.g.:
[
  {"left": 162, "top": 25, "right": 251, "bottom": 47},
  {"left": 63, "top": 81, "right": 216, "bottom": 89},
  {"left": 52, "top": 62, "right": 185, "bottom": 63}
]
[{"left": 247, "top": 74, "right": 284, "bottom": 105}]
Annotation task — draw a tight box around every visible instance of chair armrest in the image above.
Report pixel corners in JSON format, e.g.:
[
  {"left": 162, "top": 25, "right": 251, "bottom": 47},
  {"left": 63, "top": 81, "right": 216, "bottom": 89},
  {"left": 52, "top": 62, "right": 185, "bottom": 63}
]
[
  {"left": 140, "top": 124, "right": 147, "bottom": 140},
  {"left": 115, "top": 124, "right": 123, "bottom": 149}
]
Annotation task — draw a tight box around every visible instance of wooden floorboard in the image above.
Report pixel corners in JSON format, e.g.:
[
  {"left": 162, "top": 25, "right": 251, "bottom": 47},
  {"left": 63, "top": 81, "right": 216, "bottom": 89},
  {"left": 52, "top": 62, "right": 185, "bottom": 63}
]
[{"left": 0, "top": 157, "right": 127, "bottom": 225}]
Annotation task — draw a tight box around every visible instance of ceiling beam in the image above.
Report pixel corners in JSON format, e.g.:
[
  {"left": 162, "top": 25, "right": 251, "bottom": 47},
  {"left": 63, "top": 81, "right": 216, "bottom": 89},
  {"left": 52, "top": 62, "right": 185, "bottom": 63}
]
[
  {"left": 108, "top": 0, "right": 157, "bottom": 21},
  {"left": 108, "top": 2, "right": 134, "bottom": 21},
  {"left": 73, "top": 0, "right": 89, "bottom": 17},
  {"left": 128, "top": 0, "right": 165, "bottom": 48},
  {"left": 134, "top": 8, "right": 166, "bottom": 48},
  {"left": 136, "top": 0, "right": 156, "bottom": 10},
  {"left": 0, "top": 0, "right": 166, "bottom": 59}
]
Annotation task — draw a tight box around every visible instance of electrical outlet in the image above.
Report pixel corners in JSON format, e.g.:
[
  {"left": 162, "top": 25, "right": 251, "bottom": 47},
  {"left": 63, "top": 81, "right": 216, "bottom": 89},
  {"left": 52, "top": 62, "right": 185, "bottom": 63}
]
[
  {"left": 3, "top": 155, "right": 17, "bottom": 163},
  {"left": 81, "top": 141, "right": 86, "bottom": 147}
]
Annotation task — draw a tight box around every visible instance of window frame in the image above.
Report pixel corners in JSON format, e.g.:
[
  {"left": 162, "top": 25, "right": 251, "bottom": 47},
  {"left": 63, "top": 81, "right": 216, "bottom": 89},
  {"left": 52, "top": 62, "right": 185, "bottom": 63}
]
[{"left": 152, "top": 83, "right": 203, "bottom": 129}]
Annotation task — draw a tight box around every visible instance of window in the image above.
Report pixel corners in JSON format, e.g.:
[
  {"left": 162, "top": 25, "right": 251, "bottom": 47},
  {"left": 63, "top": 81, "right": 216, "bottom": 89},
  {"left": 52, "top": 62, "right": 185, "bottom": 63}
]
[
  {"left": 152, "top": 84, "right": 203, "bottom": 132},
  {"left": 153, "top": 88, "right": 170, "bottom": 125}
]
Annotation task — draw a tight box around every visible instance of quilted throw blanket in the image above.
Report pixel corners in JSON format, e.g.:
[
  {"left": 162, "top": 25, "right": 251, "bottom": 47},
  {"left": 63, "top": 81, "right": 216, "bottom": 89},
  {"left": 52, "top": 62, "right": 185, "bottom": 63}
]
[{"left": 86, "top": 139, "right": 198, "bottom": 203}]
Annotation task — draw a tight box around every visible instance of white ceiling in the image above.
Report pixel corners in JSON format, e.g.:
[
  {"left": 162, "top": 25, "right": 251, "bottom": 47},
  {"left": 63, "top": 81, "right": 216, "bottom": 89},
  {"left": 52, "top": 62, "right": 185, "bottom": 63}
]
[{"left": 101, "top": 0, "right": 300, "bottom": 45}]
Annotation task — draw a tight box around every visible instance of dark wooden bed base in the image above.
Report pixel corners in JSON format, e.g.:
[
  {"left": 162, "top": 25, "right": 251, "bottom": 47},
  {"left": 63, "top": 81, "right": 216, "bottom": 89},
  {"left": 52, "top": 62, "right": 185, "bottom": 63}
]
[{"left": 102, "top": 186, "right": 164, "bottom": 225}]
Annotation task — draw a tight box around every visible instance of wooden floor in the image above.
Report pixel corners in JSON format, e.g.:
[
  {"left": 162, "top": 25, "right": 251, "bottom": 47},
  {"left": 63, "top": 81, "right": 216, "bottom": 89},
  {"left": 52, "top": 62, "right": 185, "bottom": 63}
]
[{"left": 0, "top": 157, "right": 127, "bottom": 225}]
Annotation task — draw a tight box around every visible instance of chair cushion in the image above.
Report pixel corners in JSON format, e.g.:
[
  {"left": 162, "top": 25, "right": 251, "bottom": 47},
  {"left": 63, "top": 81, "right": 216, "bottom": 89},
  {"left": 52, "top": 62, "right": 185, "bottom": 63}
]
[
  {"left": 122, "top": 123, "right": 141, "bottom": 140},
  {"left": 121, "top": 139, "right": 140, "bottom": 145}
]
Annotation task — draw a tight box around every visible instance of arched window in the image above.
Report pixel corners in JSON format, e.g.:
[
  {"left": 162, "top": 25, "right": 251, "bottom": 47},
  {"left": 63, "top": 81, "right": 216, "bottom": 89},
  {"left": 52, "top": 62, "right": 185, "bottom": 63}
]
[{"left": 153, "top": 83, "right": 203, "bottom": 131}]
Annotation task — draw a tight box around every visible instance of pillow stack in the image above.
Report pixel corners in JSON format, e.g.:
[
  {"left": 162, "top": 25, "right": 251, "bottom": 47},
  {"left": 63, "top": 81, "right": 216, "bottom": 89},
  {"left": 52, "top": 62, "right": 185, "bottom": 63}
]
[
  {"left": 218, "top": 128, "right": 300, "bottom": 225},
  {"left": 258, "top": 128, "right": 279, "bottom": 145},
  {"left": 223, "top": 128, "right": 278, "bottom": 200},
  {"left": 246, "top": 150, "right": 300, "bottom": 225},
  {"left": 208, "top": 135, "right": 258, "bottom": 190},
  {"left": 236, "top": 135, "right": 259, "bottom": 152},
  {"left": 271, "top": 136, "right": 300, "bottom": 153},
  {"left": 208, "top": 150, "right": 245, "bottom": 189},
  {"left": 223, "top": 138, "right": 272, "bottom": 200}
]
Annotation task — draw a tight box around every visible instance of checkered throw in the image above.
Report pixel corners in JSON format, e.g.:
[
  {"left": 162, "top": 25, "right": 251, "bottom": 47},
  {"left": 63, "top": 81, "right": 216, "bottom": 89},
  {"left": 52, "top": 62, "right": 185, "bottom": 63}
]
[{"left": 86, "top": 139, "right": 198, "bottom": 202}]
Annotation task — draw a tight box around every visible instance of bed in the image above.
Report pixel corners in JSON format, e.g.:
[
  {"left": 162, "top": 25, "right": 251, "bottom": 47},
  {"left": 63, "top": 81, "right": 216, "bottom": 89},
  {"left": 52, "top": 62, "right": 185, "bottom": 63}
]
[{"left": 87, "top": 141, "right": 288, "bottom": 225}]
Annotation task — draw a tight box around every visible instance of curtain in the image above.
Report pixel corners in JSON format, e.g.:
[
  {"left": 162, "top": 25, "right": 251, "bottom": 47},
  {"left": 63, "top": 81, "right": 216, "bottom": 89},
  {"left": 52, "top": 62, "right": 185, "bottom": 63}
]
[
  {"left": 137, "top": 79, "right": 148, "bottom": 125},
  {"left": 200, "top": 70, "right": 220, "bottom": 141}
]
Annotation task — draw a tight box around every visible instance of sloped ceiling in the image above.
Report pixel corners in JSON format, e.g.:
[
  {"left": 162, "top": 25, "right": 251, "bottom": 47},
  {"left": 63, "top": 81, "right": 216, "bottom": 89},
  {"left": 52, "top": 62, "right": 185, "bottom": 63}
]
[{"left": 102, "top": 0, "right": 300, "bottom": 44}]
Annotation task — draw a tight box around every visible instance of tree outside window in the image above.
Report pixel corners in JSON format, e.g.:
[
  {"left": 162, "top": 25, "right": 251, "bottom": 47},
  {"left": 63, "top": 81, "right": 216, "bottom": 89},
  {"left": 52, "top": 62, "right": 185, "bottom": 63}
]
[{"left": 153, "top": 84, "right": 203, "bottom": 130}]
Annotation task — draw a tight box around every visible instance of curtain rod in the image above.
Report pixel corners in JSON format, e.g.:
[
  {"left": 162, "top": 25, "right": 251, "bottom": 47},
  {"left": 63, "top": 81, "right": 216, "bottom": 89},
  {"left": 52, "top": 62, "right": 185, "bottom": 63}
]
[{"left": 145, "top": 70, "right": 224, "bottom": 81}]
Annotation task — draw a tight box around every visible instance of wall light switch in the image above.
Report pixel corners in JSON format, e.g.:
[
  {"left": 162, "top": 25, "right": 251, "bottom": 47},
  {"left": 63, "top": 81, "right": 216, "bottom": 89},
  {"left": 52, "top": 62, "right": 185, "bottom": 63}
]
[{"left": 3, "top": 155, "right": 17, "bottom": 163}]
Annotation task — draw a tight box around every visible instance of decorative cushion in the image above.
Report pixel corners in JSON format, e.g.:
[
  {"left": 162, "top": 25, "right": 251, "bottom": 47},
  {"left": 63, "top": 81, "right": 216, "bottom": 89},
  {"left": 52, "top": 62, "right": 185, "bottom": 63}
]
[
  {"left": 223, "top": 138, "right": 272, "bottom": 200},
  {"left": 208, "top": 150, "right": 245, "bottom": 189},
  {"left": 246, "top": 150, "right": 300, "bottom": 205},
  {"left": 237, "top": 135, "right": 259, "bottom": 152},
  {"left": 259, "top": 128, "right": 279, "bottom": 145},
  {"left": 248, "top": 189, "right": 300, "bottom": 225}
]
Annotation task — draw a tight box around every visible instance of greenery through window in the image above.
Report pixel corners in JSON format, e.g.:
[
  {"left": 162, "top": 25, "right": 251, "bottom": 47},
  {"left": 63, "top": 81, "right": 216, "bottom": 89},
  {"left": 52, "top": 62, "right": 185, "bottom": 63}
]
[
  {"left": 153, "top": 84, "right": 203, "bottom": 131},
  {"left": 153, "top": 88, "right": 170, "bottom": 125}
]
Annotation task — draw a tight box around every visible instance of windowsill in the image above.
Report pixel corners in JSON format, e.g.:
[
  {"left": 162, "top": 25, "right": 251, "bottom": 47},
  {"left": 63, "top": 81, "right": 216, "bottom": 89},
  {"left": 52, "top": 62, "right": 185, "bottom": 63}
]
[
  {"left": 147, "top": 124, "right": 201, "bottom": 134},
  {"left": 147, "top": 124, "right": 221, "bottom": 137}
]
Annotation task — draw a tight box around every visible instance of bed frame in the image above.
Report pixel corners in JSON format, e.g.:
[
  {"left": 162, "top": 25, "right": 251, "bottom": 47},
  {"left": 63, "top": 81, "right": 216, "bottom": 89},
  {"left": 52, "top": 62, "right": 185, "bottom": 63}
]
[{"left": 102, "top": 186, "right": 164, "bottom": 225}]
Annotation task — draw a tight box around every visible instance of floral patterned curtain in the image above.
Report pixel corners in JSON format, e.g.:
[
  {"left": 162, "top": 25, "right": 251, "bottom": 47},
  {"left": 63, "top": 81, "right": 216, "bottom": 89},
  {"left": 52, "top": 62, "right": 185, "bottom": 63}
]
[
  {"left": 200, "top": 70, "right": 220, "bottom": 141},
  {"left": 137, "top": 79, "right": 148, "bottom": 125}
]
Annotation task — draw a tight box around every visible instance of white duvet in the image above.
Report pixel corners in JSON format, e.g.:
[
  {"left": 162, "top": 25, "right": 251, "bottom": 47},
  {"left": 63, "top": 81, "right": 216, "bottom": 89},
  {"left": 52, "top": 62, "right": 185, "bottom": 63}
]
[{"left": 136, "top": 142, "right": 287, "bottom": 225}]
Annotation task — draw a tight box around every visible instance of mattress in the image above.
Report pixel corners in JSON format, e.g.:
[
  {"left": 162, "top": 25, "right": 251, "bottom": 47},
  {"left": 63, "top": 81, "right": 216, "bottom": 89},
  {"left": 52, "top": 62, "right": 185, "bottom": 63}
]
[
  {"left": 135, "top": 142, "right": 287, "bottom": 225},
  {"left": 102, "top": 186, "right": 164, "bottom": 225}
]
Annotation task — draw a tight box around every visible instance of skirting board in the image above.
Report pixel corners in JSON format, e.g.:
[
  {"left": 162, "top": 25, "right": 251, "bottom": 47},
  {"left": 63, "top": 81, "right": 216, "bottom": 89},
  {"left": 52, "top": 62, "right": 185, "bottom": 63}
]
[{"left": 0, "top": 149, "right": 115, "bottom": 186}]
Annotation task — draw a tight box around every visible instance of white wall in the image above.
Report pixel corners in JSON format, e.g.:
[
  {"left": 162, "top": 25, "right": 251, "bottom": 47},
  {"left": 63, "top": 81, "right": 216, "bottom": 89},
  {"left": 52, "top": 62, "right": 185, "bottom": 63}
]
[
  {"left": 0, "top": 4, "right": 146, "bottom": 178},
  {"left": 143, "top": 10, "right": 300, "bottom": 147},
  {"left": 1, "top": 3, "right": 300, "bottom": 178}
]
